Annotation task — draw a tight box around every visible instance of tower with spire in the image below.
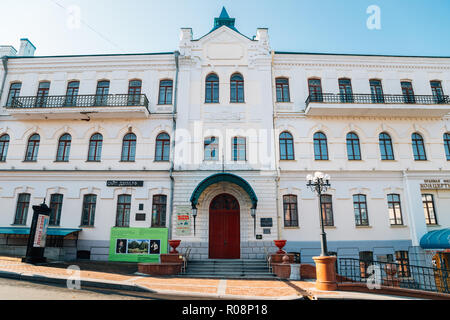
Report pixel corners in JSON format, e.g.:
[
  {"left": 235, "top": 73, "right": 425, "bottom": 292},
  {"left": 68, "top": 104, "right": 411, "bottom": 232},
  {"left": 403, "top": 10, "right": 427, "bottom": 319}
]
[{"left": 212, "top": 7, "right": 237, "bottom": 32}]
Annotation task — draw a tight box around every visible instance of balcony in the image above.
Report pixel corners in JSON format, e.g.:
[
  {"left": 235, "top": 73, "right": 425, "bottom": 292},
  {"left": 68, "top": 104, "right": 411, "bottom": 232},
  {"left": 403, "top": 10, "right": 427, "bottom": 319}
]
[
  {"left": 305, "top": 93, "right": 450, "bottom": 117},
  {"left": 5, "top": 94, "right": 150, "bottom": 120}
]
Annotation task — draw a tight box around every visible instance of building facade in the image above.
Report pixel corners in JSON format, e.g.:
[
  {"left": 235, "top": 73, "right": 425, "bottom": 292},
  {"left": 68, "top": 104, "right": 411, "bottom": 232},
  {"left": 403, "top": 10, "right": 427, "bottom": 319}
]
[{"left": 0, "top": 9, "right": 449, "bottom": 267}]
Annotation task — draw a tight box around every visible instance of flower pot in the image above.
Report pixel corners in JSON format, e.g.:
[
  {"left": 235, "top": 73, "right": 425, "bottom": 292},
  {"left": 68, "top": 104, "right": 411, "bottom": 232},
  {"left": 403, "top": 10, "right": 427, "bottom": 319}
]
[
  {"left": 273, "top": 240, "right": 287, "bottom": 254},
  {"left": 168, "top": 240, "right": 181, "bottom": 254}
]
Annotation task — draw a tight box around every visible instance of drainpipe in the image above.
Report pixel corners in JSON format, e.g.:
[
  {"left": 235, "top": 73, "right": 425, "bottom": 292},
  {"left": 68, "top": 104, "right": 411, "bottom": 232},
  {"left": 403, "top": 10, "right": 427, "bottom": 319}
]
[
  {"left": 270, "top": 50, "right": 282, "bottom": 240},
  {"left": 0, "top": 57, "right": 9, "bottom": 105},
  {"left": 168, "top": 51, "right": 180, "bottom": 240}
]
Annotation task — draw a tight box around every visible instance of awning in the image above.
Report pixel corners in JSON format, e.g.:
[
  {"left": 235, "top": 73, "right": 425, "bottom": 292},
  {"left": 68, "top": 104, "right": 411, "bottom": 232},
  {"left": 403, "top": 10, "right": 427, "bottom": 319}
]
[
  {"left": 190, "top": 173, "right": 258, "bottom": 209},
  {"left": 0, "top": 227, "right": 82, "bottom": 237},
  {"left": 420, "top": 228, "right": 450, "bottom": 249}
]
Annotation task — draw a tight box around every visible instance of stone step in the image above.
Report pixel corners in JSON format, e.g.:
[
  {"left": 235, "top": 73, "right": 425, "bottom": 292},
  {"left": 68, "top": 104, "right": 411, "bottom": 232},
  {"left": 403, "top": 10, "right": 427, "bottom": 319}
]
[{"left": 178, "top": 274, "right": 277, "bottom": 279}]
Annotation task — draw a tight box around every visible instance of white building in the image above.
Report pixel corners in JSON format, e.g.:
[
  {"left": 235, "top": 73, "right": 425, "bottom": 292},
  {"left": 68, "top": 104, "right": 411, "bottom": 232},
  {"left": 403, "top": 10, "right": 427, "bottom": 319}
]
[{"left": 0, "top": 8, "right": 449, "bottom": 268}]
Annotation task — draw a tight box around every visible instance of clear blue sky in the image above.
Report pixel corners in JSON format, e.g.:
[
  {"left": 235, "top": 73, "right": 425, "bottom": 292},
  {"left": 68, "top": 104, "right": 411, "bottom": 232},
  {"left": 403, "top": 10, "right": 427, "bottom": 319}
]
[{"left": 1, "top": 0, "right": 449, "bottom": 56}]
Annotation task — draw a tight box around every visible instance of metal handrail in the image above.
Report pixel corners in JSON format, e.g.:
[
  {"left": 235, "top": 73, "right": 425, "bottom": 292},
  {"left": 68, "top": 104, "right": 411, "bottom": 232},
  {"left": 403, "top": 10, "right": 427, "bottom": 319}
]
[
  {"left": 7, "top": 94, "right": 150, "bottom": 113},
  {"left": 305, "top": 93, "right": 450, "bottom": 107},
  {"left": 338, "top": 258, "right": 450, "bottom": 294}
]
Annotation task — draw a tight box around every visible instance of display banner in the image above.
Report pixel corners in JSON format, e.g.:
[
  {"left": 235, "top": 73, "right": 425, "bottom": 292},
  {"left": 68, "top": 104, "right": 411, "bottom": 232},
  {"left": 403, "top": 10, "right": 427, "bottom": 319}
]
[
  {"left": 175, "top": 205, "right": 192, "bottom": 236},
  {"left": 109, "top": 227, "right": 168, "bottom": 262},
  {"left": 33, "top": 214, "right": 50, "bottom": 248}
]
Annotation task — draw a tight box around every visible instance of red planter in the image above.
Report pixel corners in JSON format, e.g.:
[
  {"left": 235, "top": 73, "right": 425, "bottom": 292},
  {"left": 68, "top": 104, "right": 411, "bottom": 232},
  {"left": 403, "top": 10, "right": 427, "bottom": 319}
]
[
  {"left": 168, "top": 240, "right": 181, "bottom": 254},
  {"left": 273, "top": 240, "right": 287, "bottom": 254}
]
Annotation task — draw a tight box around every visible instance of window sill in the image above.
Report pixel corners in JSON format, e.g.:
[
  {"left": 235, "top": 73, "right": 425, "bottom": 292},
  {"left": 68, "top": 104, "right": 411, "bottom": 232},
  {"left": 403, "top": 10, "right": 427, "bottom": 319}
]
[
  {"left": 426, "top": 224, "right": 440, "bottom": 227},
  {"left": 79, "top": 225, "right": 95, "bottom": 228},
  {"left": 280, "top": 159, "right": 296, "bottom": 162},
  {"left": 157, "top": 103, "right": 173, "bottom": 106},
  {"left": 355, "top": 225, "right": 372, "bottom": 228},
  {"left": 230, "top": 101, "right": 245, "bottom": 104},
  {"left": 314, "top": 159, "right": 330, "bottom": 161},
  {"left": 23, "top": 160, "right": 37, "bottom": 163},
  {"left": 324, "top": 226, "right": 336, "bottom": 229},
  {"left": 390, "top": 224, "right": 407, "bottom": 228},
  {"left": 283, "top": 226, "right": 300, "bottom": 229},
  {"left": 153, "top": 160, "right": 169, "bottom": 163},
  {"left": 54, "top": 160, "right": 69, "bottom": 163},
  {"left": 119, "top": 160, "right": 135, "bottom": 163},
  {"left": 11, "top": 224, "right": 27, "bottom": 226},
  {"left": 86, "top": 160, "right": 101, "bottom": 163},
  {"left": 380, "top": 159, "right": 396, "bottom": 162}
]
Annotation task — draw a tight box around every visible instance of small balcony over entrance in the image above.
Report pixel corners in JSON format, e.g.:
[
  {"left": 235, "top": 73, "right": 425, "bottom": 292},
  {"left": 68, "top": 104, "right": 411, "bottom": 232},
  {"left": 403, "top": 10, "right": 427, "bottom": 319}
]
[
  {"left": 5, "top": 94, "right": 150, "bottom": 120},
  {"left": 305, "top": 93, "right": 450, "bottom": 117}
]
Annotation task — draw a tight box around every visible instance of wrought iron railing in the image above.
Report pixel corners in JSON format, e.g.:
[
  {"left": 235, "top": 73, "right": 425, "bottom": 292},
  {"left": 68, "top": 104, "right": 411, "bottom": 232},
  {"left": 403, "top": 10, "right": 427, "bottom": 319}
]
[
  {"left": 305, "top": 93, "right": 450, "bottom": 107},
  {"left": 338, "top": 258, "right": 450, "bottom": 294},
  {"left": 6, "top": 94, "right": 150, "bottom": 112}
]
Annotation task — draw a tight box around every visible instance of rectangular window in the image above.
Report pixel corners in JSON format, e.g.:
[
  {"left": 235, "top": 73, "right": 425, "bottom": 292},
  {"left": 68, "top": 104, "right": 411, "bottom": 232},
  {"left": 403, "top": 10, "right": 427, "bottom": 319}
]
[
  {"left": 338, "top": 79, "right": 353, "bottom": 103},
  {"left": 232, "top": 137, "right": 246, "bottom": 161},
  {"left": 308, "top": 79, "right": 323, "bottom": 102},
  {"left": 283, "top": 195, "right": 298, "bottom": 227},
  {"left": 14, "top": 193, "right": 30, "bottom": 225},
  {"left": 116, "top": 194, "right": 131, "bottom": 227},
  {"left": 387, "top": 194, "right": 403, "bottom": 225},
  {"left": 401, "top": 81, "right": 415, "bottom": 104},
  {"left": 276, "top": 78, "right": 290, "bottom": 102},
  {"left": 7, "top": 83, "right": 22, "bottom": 106},
  {"left": 158, "top": 80, "right": 173, "bottom": 105},
  {"left": 370, "top": 80, "right": 384, "bottom": 103},
  {"left": 422, "top": 194, "right": 437, "bottom": 225},
  {"left": 36, "top": 82, "right": 50, "bottom": 107},
  {"left": 353, "top": 194, "right": 369, "bottom": 226},
  {"left": 430, "top": 81, "right": 445, "bottom": 103},
  {"left": 395, "top": 251, "right": 411, "bottom": 277},
  {"left": 204, "top": 137, "right": 219, "bottom": 161},
  {"left": 320, "top": 195, "right": 334, "bottom": 226},
  {"left": 81, "top": 194, "right": 96, "bottom": 226},
  {"left": 152, "top": 195, "right": 167, "bottom": 227},
  {"left": 49, "top": 194, "right": 63, "bottom": 226}
]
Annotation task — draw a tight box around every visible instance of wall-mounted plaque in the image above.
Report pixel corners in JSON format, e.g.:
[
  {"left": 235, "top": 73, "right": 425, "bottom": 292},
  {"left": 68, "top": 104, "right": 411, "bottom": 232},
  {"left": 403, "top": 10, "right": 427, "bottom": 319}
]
[
  {"left": 263, "top": 228, "right": 271, "bottom": 235},
  {"left": 256, "top": 234, "right": 263, "bottom": 240},
  {"left": 106, "top": 181, "right": 144, "bottom": 187},
  {"left": 260, "top": 218, "right": 273, "bottom": 227},
  {"left": 135, "top": 213, "right": 146, "bottom": 221}
]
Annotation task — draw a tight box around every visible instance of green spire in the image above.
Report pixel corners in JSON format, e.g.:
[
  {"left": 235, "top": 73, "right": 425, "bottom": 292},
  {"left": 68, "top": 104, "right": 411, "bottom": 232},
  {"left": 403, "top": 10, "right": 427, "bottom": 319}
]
[{"left": 213, "top": 7, "right": 237, "bottom": 31}]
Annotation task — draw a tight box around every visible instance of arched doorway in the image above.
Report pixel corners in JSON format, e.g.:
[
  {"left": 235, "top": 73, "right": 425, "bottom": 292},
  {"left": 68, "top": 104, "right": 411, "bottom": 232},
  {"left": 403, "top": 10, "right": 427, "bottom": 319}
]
[{"left": 209, "top": 193, "right": 240, "bottom": 259}]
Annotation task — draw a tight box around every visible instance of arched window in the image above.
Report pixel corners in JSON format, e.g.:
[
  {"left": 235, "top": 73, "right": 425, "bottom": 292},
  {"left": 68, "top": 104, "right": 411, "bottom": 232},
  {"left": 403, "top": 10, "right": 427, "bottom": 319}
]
[
  {"left": 205, "top": 74, "right": 219, "bottom": 103},
  {"left": 25, "top": 133, "right": 40, "bottom": 161},
  {"left": 204, "top": 136, "right": 219, "bottom": 161},
  {"left": 36, "top": 81, "right": 50, "bottom": 107},
  {"left": 65, "top": 81, "right": 79, "bottom": 106},
  {"left": 56, "top": 133, "right": 71, "bottom": 162},
  {"left": 128, "top": 80, "right": 142, "bottom": 105},
  {"left": 412, "top": 133, "right": 427, "bottom": 161},
  {"left": 95, "top": 80, "right": 110, "bottom": 105},
  {"left": 87, "top": 133, "right": 103, "bottom": 161},
  {"left": 116, "top": 194, "right": 131, "bottom": 227},
  {"left": 346, "top": 132, "right": 361, "bottom": 160},
  {"left": 230, "top": 73, "right": 244, "bottom": 103},
  {"left": 276, "top": 78, "right": 290, "bottom": 102},
  {"left": 379, "top": 132, "right": 394, "bottom": 160},
  {"left": 444, "top": 133, "right": 450, "bottom": 161},
  {"left": 338, "top": 78, "right": 353, "bottom": 103},
  {"left": 279, "top": 131, "right": 294, "bottom": 160},
  {"left": 314, "top": 132, "right": 328, "bottom": 160},
  {"left": 308, "top": 79, "right": 323, "bottom": 102},
  {"left": 121, "top": 133, "right": 137, "bottom": 162},
  {"left": 158, "top": 80, "right": 173, "bottom": 105},
  {"left": 7, "top": 82, "right": 21, "bottom": 106},
  {"left": 0, "top": 134, "right": 10, "bottom": 162},
  {"left": 155, "top": 132, "right": 170, "bottom": 161}
]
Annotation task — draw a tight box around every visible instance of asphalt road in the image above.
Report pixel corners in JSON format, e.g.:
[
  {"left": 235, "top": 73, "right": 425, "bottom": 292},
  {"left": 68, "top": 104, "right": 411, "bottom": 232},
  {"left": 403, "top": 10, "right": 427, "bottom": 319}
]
[{"left": 0, "top": 277, "right": 153, "bottom": 300}]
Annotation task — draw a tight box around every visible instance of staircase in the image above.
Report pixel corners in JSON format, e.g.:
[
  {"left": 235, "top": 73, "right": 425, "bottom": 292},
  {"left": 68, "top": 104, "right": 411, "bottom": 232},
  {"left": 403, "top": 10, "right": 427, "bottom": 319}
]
[{"left": 180, "top": 259, "right": 277, "bottom": 279}]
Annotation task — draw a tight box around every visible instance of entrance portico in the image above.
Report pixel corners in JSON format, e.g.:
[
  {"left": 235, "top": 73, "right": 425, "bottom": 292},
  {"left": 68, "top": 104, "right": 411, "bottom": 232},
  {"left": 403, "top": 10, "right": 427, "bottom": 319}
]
[{"left": 190, "top": 173, "right": 258, "bottom": 259}]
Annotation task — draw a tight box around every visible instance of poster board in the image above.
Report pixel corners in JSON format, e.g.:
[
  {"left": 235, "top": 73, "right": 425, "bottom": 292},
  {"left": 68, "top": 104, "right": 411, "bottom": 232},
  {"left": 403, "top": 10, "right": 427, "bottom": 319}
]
[
  {"left": 175, "top": 205, "right": 192, "bottom": 236},
  {"left": 108, "top": 227, "right": 168, "bottom": 263},
  {"left": 33, "top": 214, "right": 50, "bottom": 248}
]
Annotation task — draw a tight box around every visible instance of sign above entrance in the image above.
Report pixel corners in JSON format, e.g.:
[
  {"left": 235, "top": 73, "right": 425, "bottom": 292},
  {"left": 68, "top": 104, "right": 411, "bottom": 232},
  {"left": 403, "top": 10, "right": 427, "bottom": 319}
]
[
  {"left": 106, "top": 180, "right": 144, "bottom": 187},
  {"left": 420, "top": 179, "right": 450, "bottom": 190}
]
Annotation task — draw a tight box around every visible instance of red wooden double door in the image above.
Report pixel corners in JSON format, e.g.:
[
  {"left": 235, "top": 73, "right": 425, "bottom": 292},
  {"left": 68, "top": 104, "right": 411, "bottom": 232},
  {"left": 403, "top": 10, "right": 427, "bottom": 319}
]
[{"left": 209, "top": 194, "right": 240, "bottom": 259}]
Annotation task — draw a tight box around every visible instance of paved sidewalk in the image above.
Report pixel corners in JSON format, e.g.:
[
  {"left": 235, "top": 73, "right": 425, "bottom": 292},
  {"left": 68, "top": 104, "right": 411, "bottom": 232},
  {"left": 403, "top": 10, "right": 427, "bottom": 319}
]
[{"left": 0, "top": 256, "right": 418, "bottom": 300}]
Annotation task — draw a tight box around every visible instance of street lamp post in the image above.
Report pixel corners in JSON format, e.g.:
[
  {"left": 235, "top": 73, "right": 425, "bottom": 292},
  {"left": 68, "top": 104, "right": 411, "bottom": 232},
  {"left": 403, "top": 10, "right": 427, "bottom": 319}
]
[
  {"left": 307, "top": 172, "right": 331, "bottom": 257},
  {"left": 307, "top": 172, "right": 337, "bottom": 291}
]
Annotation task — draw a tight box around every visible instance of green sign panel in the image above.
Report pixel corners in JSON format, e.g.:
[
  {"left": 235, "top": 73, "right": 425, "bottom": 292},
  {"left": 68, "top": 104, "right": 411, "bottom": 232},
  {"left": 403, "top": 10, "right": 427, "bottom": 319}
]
[{"left": 108, "top": 227, "right": 168, "bottom": 263}]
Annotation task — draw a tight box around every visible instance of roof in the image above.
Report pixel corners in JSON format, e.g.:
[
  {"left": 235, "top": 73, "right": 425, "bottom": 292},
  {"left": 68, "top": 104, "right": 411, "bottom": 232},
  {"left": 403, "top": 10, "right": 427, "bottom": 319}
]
[
  {"left": 420, "top": 228, "right": 450, "bottom": 249},
  {"left": 0, "top": 227, "right": 82, "bottom": 236},
  {"left": 7, "top": 52, "right": 174, "bottom": 59},
  {"left": 275, "top": 51, "right": 450, "bottom": 59}
]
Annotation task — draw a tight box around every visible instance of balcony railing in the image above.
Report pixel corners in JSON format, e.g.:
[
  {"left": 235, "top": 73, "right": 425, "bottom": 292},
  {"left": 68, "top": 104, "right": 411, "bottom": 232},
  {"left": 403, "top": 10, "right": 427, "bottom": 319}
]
[
  {"left": 305, "top": 93, "right": 450, "bottom": 107},
  {"left": 6, "top": 94, "right": 149, "bottom": 112}
]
